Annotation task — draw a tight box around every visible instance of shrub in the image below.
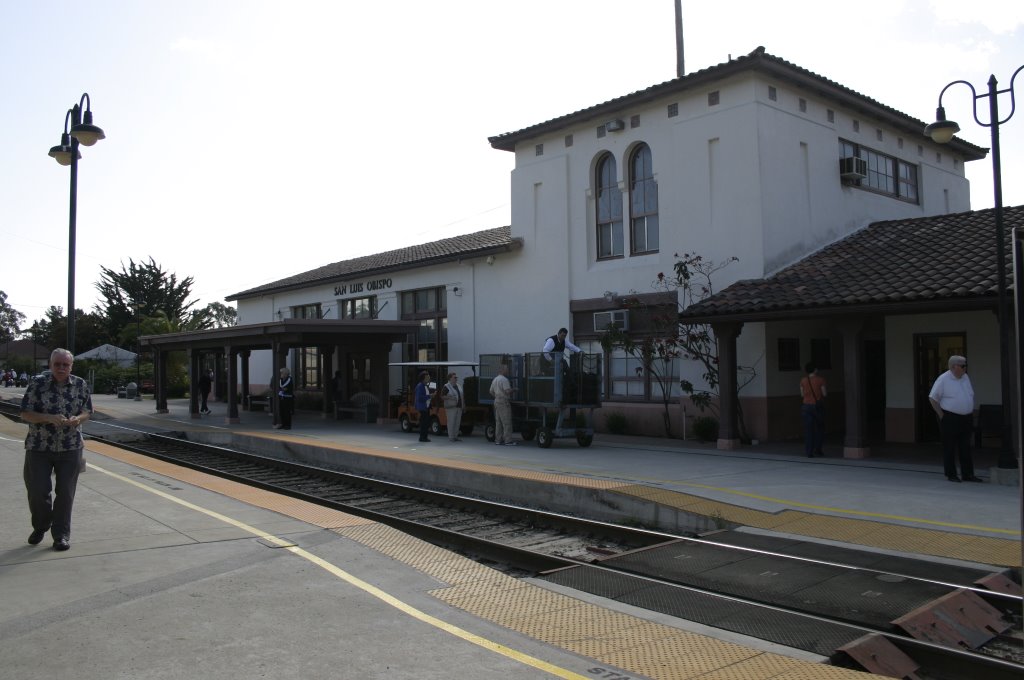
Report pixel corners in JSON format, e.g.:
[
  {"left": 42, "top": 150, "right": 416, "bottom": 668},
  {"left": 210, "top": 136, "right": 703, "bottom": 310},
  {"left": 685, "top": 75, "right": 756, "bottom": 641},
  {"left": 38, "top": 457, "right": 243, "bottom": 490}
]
[
  {"left": 692, "top": 416, "right": 719, "bottom": 442},
  {"left": 606, "top": 412, "right": 628, "bottom": 435}
]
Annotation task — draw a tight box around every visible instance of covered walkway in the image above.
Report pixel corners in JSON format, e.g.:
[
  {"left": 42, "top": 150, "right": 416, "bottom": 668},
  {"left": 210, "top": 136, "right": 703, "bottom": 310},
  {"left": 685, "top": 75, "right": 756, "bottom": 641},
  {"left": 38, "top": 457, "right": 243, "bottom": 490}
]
[{"left": 139, "top": 318, "right": 418, "bottom": 425}]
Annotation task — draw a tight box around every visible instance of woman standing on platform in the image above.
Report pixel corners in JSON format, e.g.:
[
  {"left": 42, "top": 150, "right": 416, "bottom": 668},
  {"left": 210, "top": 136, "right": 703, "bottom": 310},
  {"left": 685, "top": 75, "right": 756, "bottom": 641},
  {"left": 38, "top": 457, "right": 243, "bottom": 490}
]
[{"left": 799, "top": 363, "right": 826, "bottom": 457}]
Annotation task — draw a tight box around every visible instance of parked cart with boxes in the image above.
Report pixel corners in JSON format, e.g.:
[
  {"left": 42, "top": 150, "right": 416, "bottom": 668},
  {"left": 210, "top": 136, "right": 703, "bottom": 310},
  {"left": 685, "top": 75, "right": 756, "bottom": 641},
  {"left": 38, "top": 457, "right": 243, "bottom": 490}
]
[{"left": 477, "top": 351, "right": 602, "bottom": 447}]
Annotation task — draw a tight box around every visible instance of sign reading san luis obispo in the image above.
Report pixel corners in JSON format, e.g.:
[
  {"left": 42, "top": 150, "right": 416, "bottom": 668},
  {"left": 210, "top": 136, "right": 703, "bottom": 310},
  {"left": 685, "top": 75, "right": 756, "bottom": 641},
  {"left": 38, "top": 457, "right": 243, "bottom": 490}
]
[{"left": 333, "top": 278, "right": 392, "bottom": 297}]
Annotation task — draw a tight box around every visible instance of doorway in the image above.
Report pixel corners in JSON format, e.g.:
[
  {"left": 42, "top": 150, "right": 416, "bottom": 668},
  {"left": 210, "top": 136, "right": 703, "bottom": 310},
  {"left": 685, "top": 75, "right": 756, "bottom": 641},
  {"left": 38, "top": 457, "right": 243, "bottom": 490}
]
[
  {"left": 913, "top": 333, "right": 966, "bottom": 442},
  {"left": 347, "top": 353, "right": 373, "bottom": 396}
]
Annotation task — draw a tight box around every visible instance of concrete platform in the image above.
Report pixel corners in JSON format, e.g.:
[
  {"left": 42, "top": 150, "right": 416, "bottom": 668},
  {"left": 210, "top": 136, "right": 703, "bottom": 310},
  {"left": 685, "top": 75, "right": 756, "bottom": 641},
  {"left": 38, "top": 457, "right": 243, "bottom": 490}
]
[{"left": 3, "top": 388, "right": 1020, "bottom": 679}]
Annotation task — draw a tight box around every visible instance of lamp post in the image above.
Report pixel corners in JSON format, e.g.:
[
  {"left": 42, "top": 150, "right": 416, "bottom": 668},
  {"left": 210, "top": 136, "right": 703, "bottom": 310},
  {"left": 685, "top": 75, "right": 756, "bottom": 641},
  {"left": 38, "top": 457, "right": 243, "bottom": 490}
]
[
  {"left": 48, "top": 93, "right": 105, "bottom": 355},
  {"left": 133, "top": 303, "right": 143, "bottom": 401},
  {"left": 925, "top": 66, "right": 1023, "bottom": 470}
]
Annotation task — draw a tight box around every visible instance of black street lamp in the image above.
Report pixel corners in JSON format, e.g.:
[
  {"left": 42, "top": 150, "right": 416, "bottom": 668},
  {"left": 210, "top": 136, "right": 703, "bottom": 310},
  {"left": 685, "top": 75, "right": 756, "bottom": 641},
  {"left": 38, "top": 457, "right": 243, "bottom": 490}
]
[
  {"left": 48, "top": 93, "right": 105, "bottom": 355},
  {"left": 925, "top": 66, "right": 1023, "bottom": 470},
  {"left": 133, "top": 303, "right": 143, "bottom": 401}
]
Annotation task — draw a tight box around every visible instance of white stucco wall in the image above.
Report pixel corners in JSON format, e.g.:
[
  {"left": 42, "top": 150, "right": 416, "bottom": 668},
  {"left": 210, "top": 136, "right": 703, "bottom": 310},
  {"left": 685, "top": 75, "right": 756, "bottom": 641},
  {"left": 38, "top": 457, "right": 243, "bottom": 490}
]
[{"left": 885, "top": 310, "right": 1000, "bottom": 409}]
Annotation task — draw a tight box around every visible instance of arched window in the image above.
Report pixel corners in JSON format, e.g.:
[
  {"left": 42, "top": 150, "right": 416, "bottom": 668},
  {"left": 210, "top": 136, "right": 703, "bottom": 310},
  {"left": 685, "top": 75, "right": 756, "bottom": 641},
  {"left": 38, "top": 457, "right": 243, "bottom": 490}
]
[
  {"left": 630, "top": 144, "right": 658, "bottom": 254},
  {"left": 595, "top": 153, "right": 623, "bottom": 259}
]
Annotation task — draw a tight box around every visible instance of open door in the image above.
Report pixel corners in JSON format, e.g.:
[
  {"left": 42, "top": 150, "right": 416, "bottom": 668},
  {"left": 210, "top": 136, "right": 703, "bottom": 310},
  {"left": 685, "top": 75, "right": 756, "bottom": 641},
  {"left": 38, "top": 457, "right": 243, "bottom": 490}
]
[{"left": 914, "top": 333, "right": 966, "bottom": 442}]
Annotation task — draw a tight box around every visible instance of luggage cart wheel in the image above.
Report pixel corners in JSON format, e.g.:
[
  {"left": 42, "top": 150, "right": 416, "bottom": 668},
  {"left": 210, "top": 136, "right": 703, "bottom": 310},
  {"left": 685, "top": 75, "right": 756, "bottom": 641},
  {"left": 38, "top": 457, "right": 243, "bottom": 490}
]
[
  {"left": 484, "top": 423, "right": 496, "bottom": 442},
  {"left": 576, "top": 432, "right": 593, "bottom": 447},
  {"left": 399, "top": 415, "right": 412, "bottom": 433},
  {"left": 521, "top": 426, "right": 536, "bottom": 441},
  {"left": 537, "top": 428, "right": 553, "bottom": 448}
]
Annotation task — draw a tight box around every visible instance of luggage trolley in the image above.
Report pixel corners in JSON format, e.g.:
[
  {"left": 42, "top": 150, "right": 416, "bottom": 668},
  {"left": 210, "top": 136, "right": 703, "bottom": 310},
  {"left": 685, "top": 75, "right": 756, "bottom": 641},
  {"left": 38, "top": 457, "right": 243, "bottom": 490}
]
[{"left": 478, "top": 352, "right": 602, "bottom": 447}]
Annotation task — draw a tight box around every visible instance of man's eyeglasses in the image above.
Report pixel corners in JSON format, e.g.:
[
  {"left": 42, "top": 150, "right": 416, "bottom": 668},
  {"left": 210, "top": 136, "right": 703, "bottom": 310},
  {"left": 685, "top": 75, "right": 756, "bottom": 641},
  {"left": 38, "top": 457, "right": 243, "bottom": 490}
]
[{"left": 954, "top": 364, "right": 967, "bottom": 369}]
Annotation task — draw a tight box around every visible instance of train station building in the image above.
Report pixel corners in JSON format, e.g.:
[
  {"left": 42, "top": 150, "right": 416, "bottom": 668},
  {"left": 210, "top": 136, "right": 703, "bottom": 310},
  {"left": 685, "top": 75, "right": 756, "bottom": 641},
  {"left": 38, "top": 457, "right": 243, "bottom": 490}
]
[{"left": 147, "top": 47, "right": 1018, "bottom": 457}]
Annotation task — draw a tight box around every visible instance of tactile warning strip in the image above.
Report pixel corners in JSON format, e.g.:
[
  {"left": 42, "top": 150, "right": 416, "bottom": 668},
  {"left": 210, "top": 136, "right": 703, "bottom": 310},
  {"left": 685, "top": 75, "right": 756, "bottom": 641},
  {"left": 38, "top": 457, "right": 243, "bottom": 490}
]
[
  {"left": 612, "top": 485, "right": 1021, "bottom": 567},
  {"left": 85, "top": 442, "right": 887, "bottom": 680}
]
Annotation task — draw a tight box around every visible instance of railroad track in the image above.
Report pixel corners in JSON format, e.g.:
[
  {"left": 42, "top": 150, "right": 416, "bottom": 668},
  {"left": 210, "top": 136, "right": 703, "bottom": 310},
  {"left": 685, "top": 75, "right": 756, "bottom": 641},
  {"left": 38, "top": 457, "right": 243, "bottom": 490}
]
[
  {"left": 78, "top": 427, "right": 1021, "bottom": 680},
  {"left": 2, "top": 402, "right": 1020, "bottom": 679}
]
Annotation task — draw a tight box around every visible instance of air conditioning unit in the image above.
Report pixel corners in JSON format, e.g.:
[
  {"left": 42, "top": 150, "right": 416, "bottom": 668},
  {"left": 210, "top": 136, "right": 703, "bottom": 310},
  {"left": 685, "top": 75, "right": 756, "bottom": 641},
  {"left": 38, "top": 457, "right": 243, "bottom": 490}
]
[
  {"left": 594, "top": 310, "right": 629, "bottom": 331},
  {"left": 604, "top": 119, "right": 625, "bottom": 132},
  {"left": 839, "top": 156, "right": 868, "bottom": 180}
]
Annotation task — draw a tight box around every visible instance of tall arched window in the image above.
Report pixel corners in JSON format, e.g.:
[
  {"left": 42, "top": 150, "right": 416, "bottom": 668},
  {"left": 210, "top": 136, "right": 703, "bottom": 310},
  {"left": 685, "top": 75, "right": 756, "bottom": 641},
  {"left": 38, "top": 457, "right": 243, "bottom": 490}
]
[
  {"left": 596, "top": 153, "right": 623, "bottom": 259},
  {"left": 630, "top": 144, "right": 658, "bottom": 254}
]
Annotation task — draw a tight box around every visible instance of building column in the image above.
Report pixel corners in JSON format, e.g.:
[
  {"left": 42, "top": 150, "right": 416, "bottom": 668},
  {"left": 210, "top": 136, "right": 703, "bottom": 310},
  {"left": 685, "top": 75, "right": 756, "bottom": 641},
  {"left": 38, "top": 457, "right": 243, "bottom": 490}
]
[
  {"left": 712, "top": 321, "right": 743, "bottom": 450},
  {"left": 188, "top": 349, "right": 201, "bottom": 419},
  {"left": 837, "top": 317, "right": 869, "bottom": 458},
  {"left": 240, "top": 350, "right": 252, "bottom": 410},
  {"left": 321, "top": 346, "right": 334, "bottom": 419},
  {"left": 226, "top": 346, "right": 240, "bottom": 423},
  {"left": 155, "top": 349, "right": 168, "bottom": 413}
]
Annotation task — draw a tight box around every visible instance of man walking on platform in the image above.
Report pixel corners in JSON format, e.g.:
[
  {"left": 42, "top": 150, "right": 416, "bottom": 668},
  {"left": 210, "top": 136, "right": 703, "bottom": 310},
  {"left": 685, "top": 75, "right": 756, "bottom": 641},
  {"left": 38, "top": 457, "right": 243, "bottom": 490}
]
[{"left": 20, "top": 348, "right": 93, "bottom": 551}]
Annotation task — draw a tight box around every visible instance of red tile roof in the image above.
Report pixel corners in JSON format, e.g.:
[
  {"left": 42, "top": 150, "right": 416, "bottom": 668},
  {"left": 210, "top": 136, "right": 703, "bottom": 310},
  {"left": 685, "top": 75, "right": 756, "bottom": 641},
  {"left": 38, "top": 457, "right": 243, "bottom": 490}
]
[
  {"left": 488, "top": 47, "right": 986, "bottom": 161},
  {"left": 228, "top": 226, "right": 518, "bottom": 301},
  {"left": 679, "top": 205, "right": 1022, "bottom": 322}
]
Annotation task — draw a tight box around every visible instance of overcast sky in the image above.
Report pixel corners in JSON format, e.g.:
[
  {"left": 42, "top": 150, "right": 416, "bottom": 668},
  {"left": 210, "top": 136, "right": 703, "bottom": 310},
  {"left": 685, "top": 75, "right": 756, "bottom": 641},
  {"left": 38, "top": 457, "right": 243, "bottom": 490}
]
[{"left": 1, "top": 0, "right": 1022, "bottom": 327}]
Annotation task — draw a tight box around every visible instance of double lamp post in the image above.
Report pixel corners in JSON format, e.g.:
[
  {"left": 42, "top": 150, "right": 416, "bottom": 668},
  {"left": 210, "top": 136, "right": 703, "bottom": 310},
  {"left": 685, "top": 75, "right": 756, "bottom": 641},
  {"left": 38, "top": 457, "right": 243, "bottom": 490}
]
[
  {"left": 925, "top": 65, "right": 1024, "bottom": 470},
  {"left": 47, "top": 93, "right": 105, "bottom": 355}
]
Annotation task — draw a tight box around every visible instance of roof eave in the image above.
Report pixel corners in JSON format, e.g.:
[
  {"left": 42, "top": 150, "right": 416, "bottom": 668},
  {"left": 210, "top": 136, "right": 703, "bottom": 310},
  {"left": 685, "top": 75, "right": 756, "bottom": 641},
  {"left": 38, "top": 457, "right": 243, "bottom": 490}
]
[
  {"left": 227, "top": 238, "right": 522, "bottom": 302},
  {"left": 678, "top": 296, "right": 999, "bottom": 325},
  {"left": 488, "top": 50, "right": 987, "bottom": 161}
]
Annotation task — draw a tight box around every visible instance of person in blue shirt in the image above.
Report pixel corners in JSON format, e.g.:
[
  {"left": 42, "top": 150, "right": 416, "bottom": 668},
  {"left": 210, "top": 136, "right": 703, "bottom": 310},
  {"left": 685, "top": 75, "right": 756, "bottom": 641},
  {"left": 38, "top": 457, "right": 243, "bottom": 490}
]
[{"left": 414, "top": 371, "right": 433, "bottom": 442}]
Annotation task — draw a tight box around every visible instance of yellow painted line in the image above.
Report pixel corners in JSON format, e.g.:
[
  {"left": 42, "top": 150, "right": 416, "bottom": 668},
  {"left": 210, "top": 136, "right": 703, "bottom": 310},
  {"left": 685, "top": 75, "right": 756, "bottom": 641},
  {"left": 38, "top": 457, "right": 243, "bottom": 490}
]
[
  {"left": 86, "top": 461, "right": 594, "bottom": 680},
  {"left": 673, "top": 481, "right": 1021, "bottom": 537}
]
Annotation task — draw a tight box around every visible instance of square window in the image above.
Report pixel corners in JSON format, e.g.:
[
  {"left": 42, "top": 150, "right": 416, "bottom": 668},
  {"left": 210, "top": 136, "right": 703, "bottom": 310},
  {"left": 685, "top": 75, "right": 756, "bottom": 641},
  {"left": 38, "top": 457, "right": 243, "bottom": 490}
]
[
  {"left": 597, "top": 125, "right": 606, "bottom": 138},
  {"left": 708, "top": 91, "right": 720, "bottom": 106},
  {"left": 810, "top": 338, "right": 831, "bottom": 370},
  {"left": 778, "top": 338, "right": 800, "bottom": 371},
  {"left": 853, "top": 120, "right": 860, "bottom": 133},
  {"left": 535, "top": 144, "right": 543, "bottom": 156},
  {"left": 667, "top": 102, "right": 679, "bottom": 118},
  {"left": 799, "top": 98, "right": 807, "bottom": 112},
  {"left": 630, "top": 114, "right": 640, "bottom": 128},
  {"left": 768, "top": 86, "right": 777, "bottom": 101},
  {"left": 827, "top": 109, "right": 835, "bottom": 123},
  {"left": 565, "top": 134, "right": 573, "bottom": 147}
]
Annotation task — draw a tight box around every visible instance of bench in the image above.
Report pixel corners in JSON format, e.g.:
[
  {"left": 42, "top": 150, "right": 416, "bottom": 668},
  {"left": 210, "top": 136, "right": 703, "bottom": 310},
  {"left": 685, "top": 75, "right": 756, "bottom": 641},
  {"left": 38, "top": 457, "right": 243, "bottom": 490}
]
[
  {"left": 335, "top": 392, "right": 379, "bottom": 423},
  {"left": 248, "top": 395, "right": 271, "bottom": 412}
]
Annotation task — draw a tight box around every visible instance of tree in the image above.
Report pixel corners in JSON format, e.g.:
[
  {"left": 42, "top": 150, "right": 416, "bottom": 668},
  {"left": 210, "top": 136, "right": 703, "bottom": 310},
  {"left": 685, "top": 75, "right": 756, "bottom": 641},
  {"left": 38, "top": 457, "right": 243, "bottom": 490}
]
[
  {"left": 600, "top": 252, "right": 758, "bottom": 440},
  {"left": 200, "top": 301, "right": 237, "bottom": 328},
  {"left": 26, "top": 306, "right": 110, "bottom": 352},
  {"left": 94, "top": 258, "right": 203, "bottom": 339},
  {"left": 0, "top": 291, "right": 26, "bottom": 343}
]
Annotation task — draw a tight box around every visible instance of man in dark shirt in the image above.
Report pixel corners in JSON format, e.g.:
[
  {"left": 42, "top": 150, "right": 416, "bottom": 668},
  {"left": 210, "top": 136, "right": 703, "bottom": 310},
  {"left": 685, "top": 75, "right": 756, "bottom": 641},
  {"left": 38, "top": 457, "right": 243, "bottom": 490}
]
[
  {"left": 20, "top": 348, "right": 93, "bottom": 551},
  {"left": 199, "top": 368, "right": 213, "bottom": 414}
]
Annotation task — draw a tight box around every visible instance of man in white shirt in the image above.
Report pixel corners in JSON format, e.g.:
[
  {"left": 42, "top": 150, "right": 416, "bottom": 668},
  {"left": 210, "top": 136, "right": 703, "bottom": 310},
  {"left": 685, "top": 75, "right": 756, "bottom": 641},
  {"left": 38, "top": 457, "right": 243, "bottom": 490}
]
[
  {"left": 928, "top": 355, "right": 981, "bottom": 483},
  {"left": 542, "top": 327, "right": 582, "bottom": 360}
]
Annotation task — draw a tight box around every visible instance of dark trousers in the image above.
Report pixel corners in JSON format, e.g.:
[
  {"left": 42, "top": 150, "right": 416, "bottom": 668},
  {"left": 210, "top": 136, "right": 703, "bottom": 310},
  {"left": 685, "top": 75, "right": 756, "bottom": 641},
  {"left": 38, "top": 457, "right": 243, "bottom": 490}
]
[
  {"left": 24, "top": 448, "right": 83, "bottom": 540},
  {"left": 279, "top": 398, "right": 293, "bottom": 429},
  {"left": 940, "top": 411, "right": 974, "bottom": 478},
  {"left": 418, "top": 409, "right": 431, "bottom": 441},
  {"left": 801, "top": 403, "right": 824, "bottom": 456},
  {"left": 200, "top": 390, "right": 211, "bottom": 411}
]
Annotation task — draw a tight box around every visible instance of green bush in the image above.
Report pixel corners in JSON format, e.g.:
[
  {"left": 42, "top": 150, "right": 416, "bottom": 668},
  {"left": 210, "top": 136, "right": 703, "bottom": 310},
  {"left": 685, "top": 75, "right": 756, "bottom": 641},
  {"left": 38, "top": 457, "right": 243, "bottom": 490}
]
[
  {"left": 605, "top": 412, "right": 628, "bottom": 435},
  {"left": 692, "top": 416, "right": 719, "bottom": 442}
]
